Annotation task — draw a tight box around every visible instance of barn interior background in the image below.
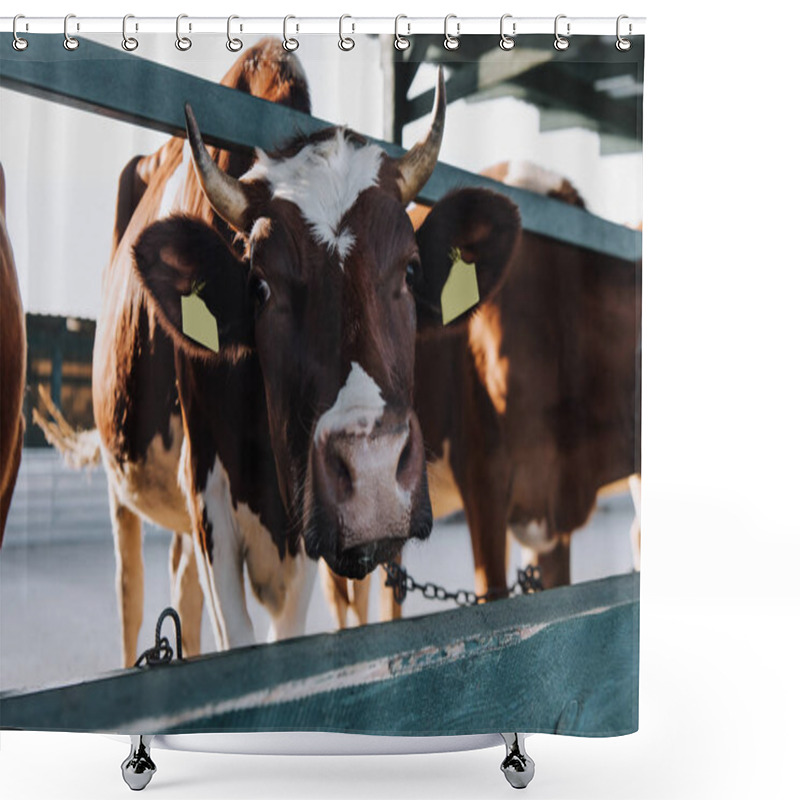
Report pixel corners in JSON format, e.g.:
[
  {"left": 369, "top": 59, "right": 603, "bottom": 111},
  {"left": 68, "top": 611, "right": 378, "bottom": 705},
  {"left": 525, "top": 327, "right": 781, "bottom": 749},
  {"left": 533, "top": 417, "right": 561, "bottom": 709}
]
[{"left": 0, "top": 18, "right": 641, "bottom": 755}]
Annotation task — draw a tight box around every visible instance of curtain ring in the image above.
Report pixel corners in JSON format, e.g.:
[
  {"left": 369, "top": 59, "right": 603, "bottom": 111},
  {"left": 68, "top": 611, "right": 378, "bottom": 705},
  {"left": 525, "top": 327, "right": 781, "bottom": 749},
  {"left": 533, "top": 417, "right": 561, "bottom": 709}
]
[
  {"left": 12, "top": 15, "right": 28, "bottom": 51},
  {"left": 339, "top": 15, "right": 355, "bottom": 51},
  {"left": 122, "top": 14, "right": 139, "bottom": 52},
  {"left": 444, "top": 14, "right": 460, "bottom": 51},
  {"left": 616, "top": 15, "right": 632, "bottom": 51},
  {"left": 175, "top": 14, "right": 192, "bottom": 51},
  {"left": 226, "top": 15, "right": 243, "bottom": 52},
  {"left": 394, "top": 15, "right": 410, "bottom": 51},
  {"left": 63, "top": 13, "right": 79, "bottom": 51},
  {"left": 499, "top": 14, "right": 516, "bottom": 50},
  {"left": 554, "top": 14, "right": 570, "bottom": 51},
  {"left": 283, "top": 15, "right": 299, "bottom": 51}
]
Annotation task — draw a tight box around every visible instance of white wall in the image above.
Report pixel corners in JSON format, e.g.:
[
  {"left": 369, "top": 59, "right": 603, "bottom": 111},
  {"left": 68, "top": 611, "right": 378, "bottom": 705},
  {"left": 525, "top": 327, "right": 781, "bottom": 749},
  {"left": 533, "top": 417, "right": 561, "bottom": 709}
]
[{"left": 0, "top": 33, "right": 640, "bottom": 319}]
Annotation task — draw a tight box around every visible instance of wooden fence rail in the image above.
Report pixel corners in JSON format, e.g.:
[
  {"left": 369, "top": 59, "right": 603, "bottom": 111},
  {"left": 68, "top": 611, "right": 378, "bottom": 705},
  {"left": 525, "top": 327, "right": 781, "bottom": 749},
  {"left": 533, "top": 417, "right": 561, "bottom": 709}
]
[
  {"left": 0, "top": 34, "right": 641, "bottom": 261},
  {"left": 0, "top": 573, "right": 639, "bottom": 736}
]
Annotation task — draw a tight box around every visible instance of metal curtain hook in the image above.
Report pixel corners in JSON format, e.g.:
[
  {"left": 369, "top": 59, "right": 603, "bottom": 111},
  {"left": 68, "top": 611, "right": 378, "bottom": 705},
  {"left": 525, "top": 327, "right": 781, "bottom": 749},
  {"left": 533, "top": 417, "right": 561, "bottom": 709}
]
[
  {"left": 283, "top": 15, "right": 299, "bottom": 51},
  {"left": 394, "top": 15, "right": 410, "bottom": 51},
  {"left": 338, "top": 14, "right": 355, "bottom": 51},
  {"left": 227, "top": 15, "right": 243, "bottom": 52},
  {"left": 554, "top": 14, "right": 570, "bottom": 51},
  {"left": 616, "top": 14, "right": 632, "bottom": 51},
  {"left": 12, "top": 14, "right": 28, "bottom": 51},
  {"left": 444, "top": 14, "right": 460, "bottom": 51},
  {"left": 63, "top": 13, "right": 79, "bottom": 51},
  {"left": 122, "top": 14, "right": 139, "bottom": 52},
  {"left": 175, "top": 14, "right": 192, "bottom": 51},
  {"left": 500, "top": 14, "right": 516, "bottom": 50}
]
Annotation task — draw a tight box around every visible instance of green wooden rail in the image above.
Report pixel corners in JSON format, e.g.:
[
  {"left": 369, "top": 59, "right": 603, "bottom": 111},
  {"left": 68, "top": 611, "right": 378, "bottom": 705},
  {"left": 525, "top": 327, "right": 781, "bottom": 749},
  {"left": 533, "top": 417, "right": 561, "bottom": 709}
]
[
  {"left": 0, "top": 34, "right": 641, "bottom": 262},
  {"left": 0, "top": 573, "right": 639, "bottom": 737}
]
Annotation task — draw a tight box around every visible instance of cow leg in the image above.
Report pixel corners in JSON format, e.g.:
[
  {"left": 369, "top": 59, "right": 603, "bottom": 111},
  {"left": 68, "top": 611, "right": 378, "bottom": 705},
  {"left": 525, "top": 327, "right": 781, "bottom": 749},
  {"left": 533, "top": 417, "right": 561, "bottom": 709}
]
[
  {"left": 514, "top": 521, "right": 571, "bottom": 590},
  {"left": 191, "top": 519, "right": 254, "bottom": 651},
  {"left": 108, "top": 486, "right": 144, "bottom": 668},
  {"left": 380, "top": 553, "right": 404, "bottom": 621},
  {"left": 320, "top": 569, "right": 372, "bottom": 629},
  {"left": 534, "top": 535, "right": 571, "bottom": 589},
  {"left": 629, "top": 474, "right": 642, "bottom": 571},
  {"left": 169, "top": 531, "right": 204, "bottom": 657},
  {"left": 269, "top": 551, "right": 317, "bottom": 642},
  {"left": 319, "top": 561, "right": 349, "bottom": 628},
  {"left": 462, "top": 461, "right": 511, "bottom": 600},
  {"left": 350, "top": 574, "right": 372, "bottom": 627}
]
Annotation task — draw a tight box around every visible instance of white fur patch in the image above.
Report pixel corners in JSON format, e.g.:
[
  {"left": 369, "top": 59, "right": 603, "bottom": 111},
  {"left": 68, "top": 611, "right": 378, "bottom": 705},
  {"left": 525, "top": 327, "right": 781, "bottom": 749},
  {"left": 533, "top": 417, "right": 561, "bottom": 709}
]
[
  {"left": 314, "top": 362, "right": 386, "bottom": 445},
  {"left": 502, "top": 161, "right": 565, "bottom": 196},
  {"left": 243, "top": 130, "right": 383, "bottom": 264},
  {"left": 195, "top": 456, "right": 256, "bottom": 650},
  {"left": 511, "top": 519, "right": 559, "bottom": 556},
  {"left": 103, "top": 413, "right": 191, "bottom": 533}
]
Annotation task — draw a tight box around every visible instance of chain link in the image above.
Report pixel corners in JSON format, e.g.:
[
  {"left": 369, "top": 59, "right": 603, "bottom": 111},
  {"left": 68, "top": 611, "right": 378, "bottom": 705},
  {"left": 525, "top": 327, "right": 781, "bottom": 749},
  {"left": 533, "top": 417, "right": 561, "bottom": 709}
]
[
  {"left": 382, "top": 562, "right": 544, "bottom": 608},
  {"left": 134, "top": 607, "right": 184, "bottom": 668}
]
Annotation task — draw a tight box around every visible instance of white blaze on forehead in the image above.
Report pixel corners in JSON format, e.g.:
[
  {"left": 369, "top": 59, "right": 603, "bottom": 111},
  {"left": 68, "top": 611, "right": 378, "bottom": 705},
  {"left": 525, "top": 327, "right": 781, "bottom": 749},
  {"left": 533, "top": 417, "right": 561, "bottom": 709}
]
[
  {"left": 242, "top": 129, "right": 384, "bottom": 264},
  {"left": 314, "top": 362, "right": 385, "bottom": 444}
]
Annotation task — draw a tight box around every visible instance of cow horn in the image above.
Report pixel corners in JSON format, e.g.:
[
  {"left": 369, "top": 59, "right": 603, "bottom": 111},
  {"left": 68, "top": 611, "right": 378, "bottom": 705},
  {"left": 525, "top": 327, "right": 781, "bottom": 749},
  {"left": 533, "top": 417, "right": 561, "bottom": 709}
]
[
  {"left": 395, "top": 66, "right": 446, "bottom": 205},
  {"left": 184, "top": 103, "right": 250, "bottom": 231}
]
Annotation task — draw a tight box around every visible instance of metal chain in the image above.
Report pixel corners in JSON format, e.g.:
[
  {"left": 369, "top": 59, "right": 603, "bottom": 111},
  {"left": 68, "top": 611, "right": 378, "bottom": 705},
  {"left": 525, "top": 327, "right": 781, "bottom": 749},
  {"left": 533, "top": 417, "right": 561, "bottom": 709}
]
[
  {"left": 134, "top": 607, "right": 184, "bottom": 668},
  {"left": 382, "top": 562, "right": 544, "bottom": 607}
]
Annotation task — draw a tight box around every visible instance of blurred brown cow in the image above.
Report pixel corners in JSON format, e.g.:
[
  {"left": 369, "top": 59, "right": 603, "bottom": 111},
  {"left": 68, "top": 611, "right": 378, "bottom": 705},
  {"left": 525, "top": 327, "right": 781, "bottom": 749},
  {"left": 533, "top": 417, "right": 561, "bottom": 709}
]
[{"left": 0, "top": 163, "right": 26, "bottom": 545}]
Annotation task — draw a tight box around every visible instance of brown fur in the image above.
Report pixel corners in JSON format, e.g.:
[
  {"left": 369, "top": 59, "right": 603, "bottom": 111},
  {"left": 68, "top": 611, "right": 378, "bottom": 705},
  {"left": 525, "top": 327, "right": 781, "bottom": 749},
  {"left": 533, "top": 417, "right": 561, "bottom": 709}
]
[
  {"left": 92, "top": 39, "right": 311, "bottom": 665},
  {"left": 412, "top": 171, "right": 640, "bottom": 594},
  {"left": 0, "top": 164, "right": 26, "bottom": 545}
]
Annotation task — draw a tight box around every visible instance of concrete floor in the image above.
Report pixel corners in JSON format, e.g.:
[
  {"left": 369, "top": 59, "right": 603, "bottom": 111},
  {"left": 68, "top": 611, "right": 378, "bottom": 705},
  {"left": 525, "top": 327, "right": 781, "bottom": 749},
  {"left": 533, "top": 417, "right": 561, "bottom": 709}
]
[{"left": 0, "top": 451, "right": 635, "bottom": 693}]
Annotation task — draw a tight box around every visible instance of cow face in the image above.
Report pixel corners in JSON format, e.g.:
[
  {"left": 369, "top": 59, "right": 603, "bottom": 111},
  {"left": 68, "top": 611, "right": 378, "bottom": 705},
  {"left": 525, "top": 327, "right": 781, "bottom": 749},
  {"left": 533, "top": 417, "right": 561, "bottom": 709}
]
[{"left": 134, "top": 70, "right": 520, "bottom": 579}]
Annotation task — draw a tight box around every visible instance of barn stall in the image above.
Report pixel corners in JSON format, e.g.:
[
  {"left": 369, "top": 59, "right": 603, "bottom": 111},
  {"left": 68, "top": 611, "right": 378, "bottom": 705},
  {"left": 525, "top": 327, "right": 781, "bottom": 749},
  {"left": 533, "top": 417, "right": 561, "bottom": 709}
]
[{"left": 0, "top": 29, "right": 641, "bottom": 789}]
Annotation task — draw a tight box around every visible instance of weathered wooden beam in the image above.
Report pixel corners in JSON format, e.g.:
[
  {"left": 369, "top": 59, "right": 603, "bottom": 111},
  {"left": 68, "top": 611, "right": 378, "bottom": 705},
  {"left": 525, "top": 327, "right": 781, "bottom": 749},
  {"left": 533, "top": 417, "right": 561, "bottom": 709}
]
[
  {"left": 0, "top": 573, "right": 638, "bottom": 736},
  {"left": 0, "top": 35, "right": 641, "bottom": 261}
]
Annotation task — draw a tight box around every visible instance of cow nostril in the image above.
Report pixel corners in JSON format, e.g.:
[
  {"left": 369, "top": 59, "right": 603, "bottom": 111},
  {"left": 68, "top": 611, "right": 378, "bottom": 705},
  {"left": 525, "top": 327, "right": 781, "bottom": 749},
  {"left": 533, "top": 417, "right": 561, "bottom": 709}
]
[
  {"left": 329, "top": 452, "right": 353, "bottom": 500},
  {"left": 396, "top": 434, "right": 412, "bottom": 483}
]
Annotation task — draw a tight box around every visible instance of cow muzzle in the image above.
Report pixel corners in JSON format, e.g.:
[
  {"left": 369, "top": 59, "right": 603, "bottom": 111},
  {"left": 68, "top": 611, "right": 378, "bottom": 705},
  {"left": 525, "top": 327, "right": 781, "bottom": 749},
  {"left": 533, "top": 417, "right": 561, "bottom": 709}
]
[{"left": 309, "top": 408, "right": 431, "bottom": 578}]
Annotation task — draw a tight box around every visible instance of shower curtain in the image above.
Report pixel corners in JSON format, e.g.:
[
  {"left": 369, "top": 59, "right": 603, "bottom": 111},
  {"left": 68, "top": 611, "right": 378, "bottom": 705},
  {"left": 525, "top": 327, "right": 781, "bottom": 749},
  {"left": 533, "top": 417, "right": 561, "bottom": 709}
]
[{"left": 0, "top": 27, "right": 642, "bottom": 741}]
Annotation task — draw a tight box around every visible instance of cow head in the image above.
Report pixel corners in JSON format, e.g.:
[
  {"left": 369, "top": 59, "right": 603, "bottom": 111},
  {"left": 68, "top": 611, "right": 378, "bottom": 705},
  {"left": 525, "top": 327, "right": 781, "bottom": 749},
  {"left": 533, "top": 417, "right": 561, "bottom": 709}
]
[{"left": 133, "top": 69, "right": 520, "bottom": 579}]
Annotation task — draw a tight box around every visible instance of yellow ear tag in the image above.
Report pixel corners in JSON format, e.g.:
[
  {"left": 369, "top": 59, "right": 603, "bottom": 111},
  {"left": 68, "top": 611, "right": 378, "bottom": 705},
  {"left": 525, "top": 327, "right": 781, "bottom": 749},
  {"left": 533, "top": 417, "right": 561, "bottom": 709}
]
[
  {"left": 181, "top": 281, "right": 219, "bottom": 353},
  {"left": 440, "top": 247, "right": 480, "bottom": 325}
]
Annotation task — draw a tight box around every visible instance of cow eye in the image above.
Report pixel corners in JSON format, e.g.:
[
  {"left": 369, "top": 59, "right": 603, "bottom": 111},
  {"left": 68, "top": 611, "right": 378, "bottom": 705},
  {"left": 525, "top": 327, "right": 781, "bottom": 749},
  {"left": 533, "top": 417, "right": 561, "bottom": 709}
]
[
  {"left": 254, "top": 278, "right": 271, "bottom": 308},
  {"left": 405, "top": 260, "right": 421, "bottom": 289}
]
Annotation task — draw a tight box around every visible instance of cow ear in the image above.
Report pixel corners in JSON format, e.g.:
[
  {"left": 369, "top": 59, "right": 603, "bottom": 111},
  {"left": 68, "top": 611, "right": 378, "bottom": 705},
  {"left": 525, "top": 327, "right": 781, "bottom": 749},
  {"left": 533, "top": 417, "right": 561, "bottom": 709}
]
[
  {"left": 413, "top": 188, "right": 520, "bottom": 331},
  {"left": 133, "top": 215, "right": 254, "bottom": 358}
]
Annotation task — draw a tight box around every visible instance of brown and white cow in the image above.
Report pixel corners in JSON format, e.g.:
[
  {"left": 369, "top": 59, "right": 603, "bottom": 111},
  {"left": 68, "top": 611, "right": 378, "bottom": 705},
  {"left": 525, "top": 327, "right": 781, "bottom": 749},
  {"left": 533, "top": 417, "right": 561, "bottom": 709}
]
[
  {"left": 94, "top": 40, "right": 314, "bottom": 664},
  {"left": 412, "top": 163, "right": 641, "bottom": 596},
  {"left": 105, "top": 51, "right": 520, "bottom": 656},
  {"left": 0, "top": 163, "right": 26, "bottom": 545},
  {"left": 322, "top": 161, "right": 639, "bottom": 626}
]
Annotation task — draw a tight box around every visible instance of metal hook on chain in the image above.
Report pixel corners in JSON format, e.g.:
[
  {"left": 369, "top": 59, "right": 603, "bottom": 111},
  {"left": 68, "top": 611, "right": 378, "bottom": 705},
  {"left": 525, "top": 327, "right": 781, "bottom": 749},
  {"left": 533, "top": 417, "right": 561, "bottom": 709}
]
[{"left": 134, "top": 608, "right": 184, "bottom": 668}]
